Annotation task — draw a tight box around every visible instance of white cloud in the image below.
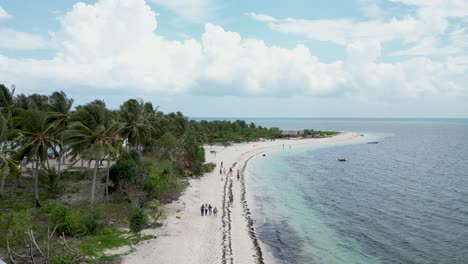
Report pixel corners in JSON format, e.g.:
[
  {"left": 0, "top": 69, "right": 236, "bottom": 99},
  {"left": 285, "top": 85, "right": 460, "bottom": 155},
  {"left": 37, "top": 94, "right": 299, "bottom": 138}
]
[
  {"left": 248, "top": 13, "right": 442, "bottom": 46},
  {"left": 346, "top": 39, "right": 382, "bottom": 64},
  {"left": 358, "top": 0, "right": 384, "bottom": 18},
  {"left": 0, "top": 28, "right": 50, "bottom": 50},
  {"left": 0, "top": 0, "right": 466, "bottom": 100},
  {"left": 0, "top": 5, "right": 12, "bottom": 19},
  {"left": 245, "top": 12, "right": 277, "bottom": 23},
  {"left": 388, "top": 0, "right": 468, "bottom": 18},
  {"left": 248, "top": 0, "right": 468, "bottom": 57},
  {"left": 199, "top": 24, "right": 350, "bottom": 96},
  {"left": 150, "top": 0, "right": 214, "bottom": 22}
]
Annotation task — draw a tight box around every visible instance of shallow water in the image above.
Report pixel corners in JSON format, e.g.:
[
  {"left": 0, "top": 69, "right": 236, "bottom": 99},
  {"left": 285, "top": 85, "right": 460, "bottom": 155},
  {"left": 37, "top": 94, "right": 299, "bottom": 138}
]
[{"left": 244, "top": 119, "right": 468, "bottom": 264}]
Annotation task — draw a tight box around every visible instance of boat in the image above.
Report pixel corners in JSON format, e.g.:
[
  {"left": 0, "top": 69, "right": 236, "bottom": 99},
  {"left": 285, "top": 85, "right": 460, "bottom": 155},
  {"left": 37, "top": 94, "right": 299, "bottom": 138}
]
[
  {"left": 338, "top": 158, "right": 347, "bottom": 162},
  {"left": 367, "top": 141, "right": 379, "bottom": 144}
]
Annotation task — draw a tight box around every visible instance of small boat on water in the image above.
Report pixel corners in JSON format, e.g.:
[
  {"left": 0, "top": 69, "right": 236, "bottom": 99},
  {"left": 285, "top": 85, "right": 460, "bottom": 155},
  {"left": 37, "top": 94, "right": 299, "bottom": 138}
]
[
  {"left": 338, "top": 158, "right": 348, "bottom": 162},
  {"left": 367, "top": 141, "right": 379, "bottom": 144}
]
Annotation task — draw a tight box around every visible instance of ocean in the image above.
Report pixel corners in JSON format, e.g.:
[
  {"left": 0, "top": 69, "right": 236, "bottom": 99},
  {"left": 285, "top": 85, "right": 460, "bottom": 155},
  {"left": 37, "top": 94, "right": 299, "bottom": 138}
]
[{"left": 238, "top": 118, "right": 468, "bottom": 264}]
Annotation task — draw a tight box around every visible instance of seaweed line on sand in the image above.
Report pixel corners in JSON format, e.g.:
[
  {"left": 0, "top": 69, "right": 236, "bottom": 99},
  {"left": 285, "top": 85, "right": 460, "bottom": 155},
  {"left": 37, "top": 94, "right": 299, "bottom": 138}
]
[
  {"left": 240, "top": 154, "right": 265, "bottom": 264},
  {"left": 221, "top": 167, "right": 234, "bottom": 264}
]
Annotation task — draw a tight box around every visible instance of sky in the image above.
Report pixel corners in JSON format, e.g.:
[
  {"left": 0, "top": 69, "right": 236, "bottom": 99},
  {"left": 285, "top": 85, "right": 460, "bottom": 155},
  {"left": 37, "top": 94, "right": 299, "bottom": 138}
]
[{"left": 0, "top": 0, "right": 467, "bottom": 118}]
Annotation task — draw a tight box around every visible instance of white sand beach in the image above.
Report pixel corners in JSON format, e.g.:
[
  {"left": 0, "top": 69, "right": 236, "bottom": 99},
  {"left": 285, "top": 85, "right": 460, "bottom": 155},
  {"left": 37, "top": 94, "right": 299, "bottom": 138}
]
[{"left": 122, "top": 132, "right": 361, "bottom": 264}]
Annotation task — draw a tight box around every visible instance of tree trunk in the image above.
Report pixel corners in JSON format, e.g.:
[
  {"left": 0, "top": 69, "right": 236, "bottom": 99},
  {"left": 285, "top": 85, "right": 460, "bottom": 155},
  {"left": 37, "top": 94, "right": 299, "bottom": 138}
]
[
  {"left": 35, "top": 158, "right": 42, "bottom": 207},
  {"left": 0, "top": 172, "right": 6, "bottom": 197},
  {"left": 80, "top": 157, "right": 84, "bottom": 176},
  {"left": 57, "top": 153, "right": 62, "bottom": 185},
  {"left": 90, "top": 159, "right": 99, "bottom": 204},
  {"left": 57, "top": 134, "right": 64, "bottom": 183},
  {"left": 17, "top": 159, "right": 23, "bottom": 188},
  {"left": 105, "top": 157, "right": 110, "bottom": 201},
  {"left": 46, "top": 157, "right": 51, "bottom": 171}
]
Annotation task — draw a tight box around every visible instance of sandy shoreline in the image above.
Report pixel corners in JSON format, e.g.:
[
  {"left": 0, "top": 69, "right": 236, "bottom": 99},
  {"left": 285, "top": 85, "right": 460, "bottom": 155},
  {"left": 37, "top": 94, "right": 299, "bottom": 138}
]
[{"left": 122, "top": 132, "right": 362, "bottom": 264}]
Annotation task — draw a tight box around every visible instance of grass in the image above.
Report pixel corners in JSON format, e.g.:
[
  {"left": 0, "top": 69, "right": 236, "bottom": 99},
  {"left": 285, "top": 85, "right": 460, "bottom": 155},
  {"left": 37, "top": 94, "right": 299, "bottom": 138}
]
[
  {"left": 77, "top": 228, "right": 155, "bottom": 261},
  {"left": 314, "top": 130, "right": 341, "bottom": 137}
]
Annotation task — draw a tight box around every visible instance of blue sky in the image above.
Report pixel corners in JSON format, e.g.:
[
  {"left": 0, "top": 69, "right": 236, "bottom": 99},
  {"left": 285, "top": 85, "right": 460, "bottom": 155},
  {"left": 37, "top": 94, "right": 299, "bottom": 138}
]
[{"left": 0, "top": 0, "right": 467, "bottom": 118}]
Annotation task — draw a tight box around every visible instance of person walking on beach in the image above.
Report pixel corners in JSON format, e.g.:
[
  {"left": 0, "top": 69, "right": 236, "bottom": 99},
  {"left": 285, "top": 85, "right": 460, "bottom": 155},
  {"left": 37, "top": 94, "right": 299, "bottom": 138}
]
[
  {"left": 220, "top": 168, "right": 222, "bottom": 175},
  {"left": 221, "top": 161, "right": 223, "bottom": 168},
  {"left": 200, "top": 204, "right": 205, "bottom": 216},
  {"left": 213, "top": 207, "right": 218, "bottom": 217},
  {"left": 204, "top": 204, "right": 208, "bottom": 215},
  {"left": 237, "top": 171, "right": 240, "bottom": 181},
  {"left": 208, "top": 204, "right": 212, "bottom": 216}
]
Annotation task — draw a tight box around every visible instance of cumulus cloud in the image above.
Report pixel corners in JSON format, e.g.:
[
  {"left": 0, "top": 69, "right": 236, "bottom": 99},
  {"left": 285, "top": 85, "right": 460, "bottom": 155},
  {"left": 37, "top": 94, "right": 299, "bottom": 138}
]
[
  {"left": 0, "top": 5, "right": 12, "bottom": 19},
  {"left": 199, "top": 24, "right": 350, "bottom": 96},
  {"left": 150, "top": 0, "right": 215, "bottom": 22},
  {"left": 358, "top": 0, "right": 385, "bottom": 18},
  {"left": 2, "top": 0, "right": 202, "bottom": 93},
  {"left": 248, "top": 12, "right": 445, "bottom": 46},
  {"left": 0, "top": 28, "right": 50, "bottom": 50},
  {"left": 248, "top": 0, "right": 468, "bottom": 58},
  {"left": 0, "top": 0, "right": 466, "bottom": 99}
]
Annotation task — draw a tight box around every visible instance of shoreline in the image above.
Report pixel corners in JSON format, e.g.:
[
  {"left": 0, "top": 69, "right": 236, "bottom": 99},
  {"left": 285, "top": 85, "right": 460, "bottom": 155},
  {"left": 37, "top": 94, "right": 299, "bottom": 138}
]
[{"left": 122, "top": 132, "right": 362, "bottom": 264}]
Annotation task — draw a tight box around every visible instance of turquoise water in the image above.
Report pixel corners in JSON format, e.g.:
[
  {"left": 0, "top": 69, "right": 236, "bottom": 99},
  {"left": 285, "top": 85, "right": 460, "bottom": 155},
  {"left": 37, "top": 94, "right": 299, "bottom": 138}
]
[{"left": 242, "top": 119, "right": 468, "bottom": 264}]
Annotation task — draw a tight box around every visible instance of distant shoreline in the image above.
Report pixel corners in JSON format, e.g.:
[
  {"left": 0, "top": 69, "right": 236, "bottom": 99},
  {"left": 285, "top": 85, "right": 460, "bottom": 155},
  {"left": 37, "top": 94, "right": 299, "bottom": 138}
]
[{"left": 123, "top": 132, "right": 362, "bottom": 264}]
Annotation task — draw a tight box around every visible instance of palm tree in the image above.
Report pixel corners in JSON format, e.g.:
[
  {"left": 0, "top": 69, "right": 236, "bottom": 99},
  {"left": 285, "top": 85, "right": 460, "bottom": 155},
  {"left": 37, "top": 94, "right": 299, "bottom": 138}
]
[
  {"left": 66, "top": 121, "right": 122, "bottom": 204},
  {"left": 16, "top": 110, "right": 59, "bottom": 207},
  {"left": 67, "top": 101, "right": 122, "bottom": 204},
  {"left": 0, "top": 112, "right": 18, "bottom": 197},
  {"left": 48, "top": 91, "right": 74, "bottom": 184},
  {"left": 119, "top": 99, "right": 153, "bottom": 151}
]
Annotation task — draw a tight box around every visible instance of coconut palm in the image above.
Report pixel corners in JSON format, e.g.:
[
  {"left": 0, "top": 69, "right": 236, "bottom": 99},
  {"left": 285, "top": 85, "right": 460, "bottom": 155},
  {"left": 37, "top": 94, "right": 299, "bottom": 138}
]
[
  {"left": 48, "top": 91, "right": 74, "bottom": 183},
  {"left": 0, "top": 112, "right": 18, "bottom": 197},
  {"left": 16, "top": 110, "right": 59, "bottom": 207},
  {"left": 66, "top": 101, "right": 123, "bottom": 204},
  {"left": 66, "top": 121, "right": 123, "bottom": 204},
  {"left": 119, "top": 99, "right": 153, "bottom": 151},
  {"left": 0, "top": 84, "right": 16, "bottom": 118}
]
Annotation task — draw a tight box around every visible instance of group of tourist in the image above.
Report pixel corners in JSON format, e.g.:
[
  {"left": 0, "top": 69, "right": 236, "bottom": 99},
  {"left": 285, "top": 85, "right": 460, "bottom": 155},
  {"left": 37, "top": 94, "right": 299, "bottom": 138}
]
[
  {"left": 200, "top": 161, "right": 243, "bottom": 217},
  {"left": 200, "top": 203, "right": 217, "bottom": 217},
  {"left": 219, "top": 161, "right": 241, "bottom": 180}
]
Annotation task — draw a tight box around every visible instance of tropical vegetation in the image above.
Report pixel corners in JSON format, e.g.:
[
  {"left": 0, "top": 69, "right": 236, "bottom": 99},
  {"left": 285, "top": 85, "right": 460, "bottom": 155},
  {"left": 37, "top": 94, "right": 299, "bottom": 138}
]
[{"left": 0, "top": 84, "right": 285, "bottom": 263}]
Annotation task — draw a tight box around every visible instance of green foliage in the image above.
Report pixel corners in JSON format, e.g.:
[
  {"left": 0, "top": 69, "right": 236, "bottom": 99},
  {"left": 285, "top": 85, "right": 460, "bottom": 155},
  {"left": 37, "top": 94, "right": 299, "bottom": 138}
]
[
  {"left": 129, "top": 206, "right": 148, "bottom": 234},
  {"left": 144, "top": 167, "right": 181, "bottom": 200},
  {"left": 203, "top": 162, "right": 216, "bottom": 173},
  {"left": 0, "top": 209, "right": 33, "bottom": 248},
  {"left": 47, "top": 203, "right": 103, "bottom": 236},
  {"left": 181, "top": 134, "right": 205, "bottom": 176},
  {"left": 77, "top": 228, "right": 155, "bottom": 260},
  {"left": 147, "top": 199, "right": 163, "bottom": 223},
  {"left": 190, "top": 119, "right": 282, "bottom": 144},
  {"left": 314, "top": 130, "right": 340, "bottom": 137},
  {"left": 128, "top": 149, "right": 141, "bottom": 164},
  {"left": 109, "top": 158, "right": 138, "bottom": 187},
  {"left": 156, "top": 131, "right": 178, "bottom": 151}
]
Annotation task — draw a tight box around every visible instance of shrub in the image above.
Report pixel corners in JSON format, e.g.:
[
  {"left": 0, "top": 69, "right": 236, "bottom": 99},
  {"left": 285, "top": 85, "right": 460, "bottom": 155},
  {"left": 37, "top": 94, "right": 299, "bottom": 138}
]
[
  {"left": 203, "top": 162, "right": 216, "bottom": 173},
  {"left": 129, "top": 207, "right": 148, "bottom": 234},
  {"left": 82, "top": 210, "right": 103, "bottom": 235},
  {"left": 47, "top": 204, "right": 102, "bottom": 236},
  {"left": 128, "top": 149, "right": 141, "bottom": 164},
  {"left": 147, "top": 199, "right": 163, "bottom": 223},
  {"left": 48, "top": 204, "right": 80, "bottom": 236},
  {"left": 109, "top": 158, "right": 138, "bottom": 189},
  {"left": 144, "top": 168, "right": 181, "bottom": 200},
  {"left": 0, "top": 209, "right": 33, "bottom": 248}
]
